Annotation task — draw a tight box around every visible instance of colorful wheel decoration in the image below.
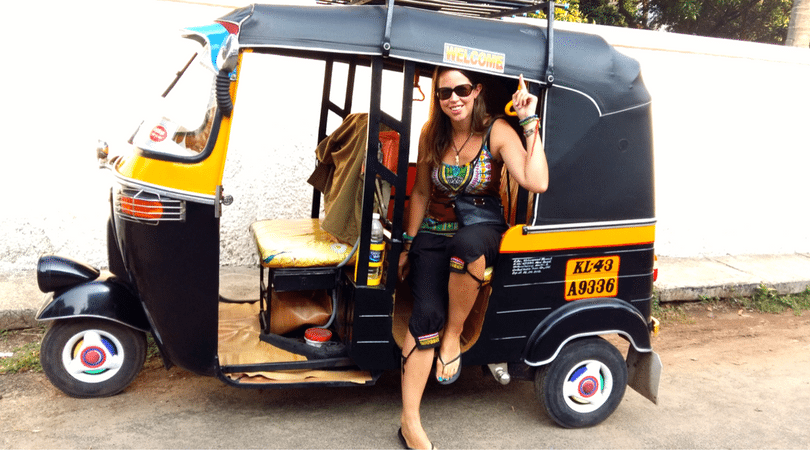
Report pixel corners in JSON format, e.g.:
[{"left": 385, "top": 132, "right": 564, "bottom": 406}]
[
  {"left": 62, "top": 330, "right": 125, "bottom": 383},
  {"left": 562, "top": 360, "right": 614, "bottom": 413}
]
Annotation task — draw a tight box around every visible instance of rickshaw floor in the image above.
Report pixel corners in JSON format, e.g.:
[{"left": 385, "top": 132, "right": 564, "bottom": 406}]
[{"left": 218, "top": 301, "right": 372, "bottom": 385}]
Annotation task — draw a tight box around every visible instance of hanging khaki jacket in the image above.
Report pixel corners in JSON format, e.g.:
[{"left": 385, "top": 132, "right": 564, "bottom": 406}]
[{"left": 307, "top": 113, "right": 397, "bottom": 244}]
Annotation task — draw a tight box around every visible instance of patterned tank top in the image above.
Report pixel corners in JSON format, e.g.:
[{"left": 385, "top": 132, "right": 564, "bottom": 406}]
[{"left": 421, "top": 125, "right": 502, "bottom": 235}]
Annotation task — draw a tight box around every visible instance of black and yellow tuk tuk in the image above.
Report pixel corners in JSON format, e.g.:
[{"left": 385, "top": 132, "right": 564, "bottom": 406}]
[{"left": 36, "top": 0, "right": 660, "bottom": 428}]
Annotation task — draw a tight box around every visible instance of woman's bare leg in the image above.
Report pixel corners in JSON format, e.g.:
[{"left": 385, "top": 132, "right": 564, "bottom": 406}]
[
  {"left": 401, "top": 331, "right": 435, "bottom": 450},
  {"left": 436, "top": 255, "right": 485, "bottom": 382}
]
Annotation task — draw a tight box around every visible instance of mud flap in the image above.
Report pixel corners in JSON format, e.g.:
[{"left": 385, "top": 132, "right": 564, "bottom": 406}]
[{"left": 626, "top": 346, "right": 661, "bottom": 404}]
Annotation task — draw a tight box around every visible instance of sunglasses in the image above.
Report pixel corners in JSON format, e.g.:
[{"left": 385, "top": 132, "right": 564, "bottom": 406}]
[{"left": 436, "top": 84, "right": 474, "bottom": 100}]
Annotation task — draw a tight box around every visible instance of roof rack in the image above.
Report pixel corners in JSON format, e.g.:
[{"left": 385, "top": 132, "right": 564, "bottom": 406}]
[
  {"left": 317, "top": 0, "right": 554, "bottom": 19},
  {"left": 317, "top": 0, "right": 563, "bottom": 84}
]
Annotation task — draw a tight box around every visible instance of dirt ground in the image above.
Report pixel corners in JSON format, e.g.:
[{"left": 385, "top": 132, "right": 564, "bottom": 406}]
[{"left": 1, "top": 303, "right": 809, "bottom": 449}]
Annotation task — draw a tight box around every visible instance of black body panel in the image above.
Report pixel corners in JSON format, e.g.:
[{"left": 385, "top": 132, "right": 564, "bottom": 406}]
[
  {"left": 462, "top": 244, "right": 654, "bottom": 366},
  {"left": 538, "top": 93, "right": 655, "bottom": 224},
  {"left": 115, "top": 200, "right": 220, "bottom": 376}
]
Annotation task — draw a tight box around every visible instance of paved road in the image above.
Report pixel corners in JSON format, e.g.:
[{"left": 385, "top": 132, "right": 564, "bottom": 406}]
[{"left": 3, "top": 307, "right": 809, "bottom": 449}]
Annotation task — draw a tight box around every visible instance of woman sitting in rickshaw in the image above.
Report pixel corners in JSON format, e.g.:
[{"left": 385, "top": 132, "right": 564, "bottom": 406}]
[{"left": 397, "top": 67, "right": 549, "bottom": 449}]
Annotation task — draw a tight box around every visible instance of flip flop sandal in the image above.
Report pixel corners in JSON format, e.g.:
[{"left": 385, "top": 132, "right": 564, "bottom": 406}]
[{"left": 436, "top": 352, "right": 461, "bottom": 385}]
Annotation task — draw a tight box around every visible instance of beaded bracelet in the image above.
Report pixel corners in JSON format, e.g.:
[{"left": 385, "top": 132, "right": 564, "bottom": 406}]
[
  {"left": 519, "top": 114, "right": 539, "bottom": 127},
  {"left": 523, "top": 120, "right": 541, "bottom": 137},
  {"left": 524, "top": 119, "right": 541, "bottom": 138}
]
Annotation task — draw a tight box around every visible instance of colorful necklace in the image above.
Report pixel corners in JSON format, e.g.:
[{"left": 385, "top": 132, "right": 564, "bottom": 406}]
[{"left": 452, "top": 131, "right": 474, "bottom": 165}]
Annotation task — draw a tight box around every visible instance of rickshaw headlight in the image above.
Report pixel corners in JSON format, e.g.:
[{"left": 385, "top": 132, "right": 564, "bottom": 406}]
[
  {"left": 37, "top": 255, "right": 100, "bottom": 293},
  {"left": 96, "top": 140, "right": 109, "bottom": 161},
  {"left": 217, "top": 33, "right": 239, "bottom": 73}
]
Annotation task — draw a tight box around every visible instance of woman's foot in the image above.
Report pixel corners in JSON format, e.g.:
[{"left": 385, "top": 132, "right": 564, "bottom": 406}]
[
  {"left": 435, "top": 339, "right": 462, "bottom": 384},
  {"left": 399, "top": 420, "right": 433, "bottom": 450}
]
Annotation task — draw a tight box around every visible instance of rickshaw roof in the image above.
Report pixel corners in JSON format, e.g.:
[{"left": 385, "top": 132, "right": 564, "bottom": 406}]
[{"left": 217, "top": 3, "right": 650, "bottom": 116}]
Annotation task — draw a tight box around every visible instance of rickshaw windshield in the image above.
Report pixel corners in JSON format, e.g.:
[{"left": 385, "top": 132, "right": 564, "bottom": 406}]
[{"left": 131, "top": 45, "right": 218, "bottom": 158}]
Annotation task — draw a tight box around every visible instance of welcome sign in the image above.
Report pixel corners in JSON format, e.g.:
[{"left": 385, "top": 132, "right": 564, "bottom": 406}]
[{"left": 443, "top": 43, "right": 506, "bottom": 73}]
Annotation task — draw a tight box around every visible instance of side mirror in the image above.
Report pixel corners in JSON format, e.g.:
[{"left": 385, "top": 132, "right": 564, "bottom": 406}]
[
  {"left": 96, "top": 140, "right": 109, "bottom": 162},
  {"left": 217, "top": 34, "right": 239, "bottom": 73}
]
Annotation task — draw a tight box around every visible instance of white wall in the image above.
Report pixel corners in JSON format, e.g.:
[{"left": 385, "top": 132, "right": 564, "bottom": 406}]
[
  {"left": 1, "top": 0, "right": 808, "bottom": 275},
  {"left": 1, "top": 0, "right": 233, "bottom": 272},
  {"left": 540, "top": 20, "right": 810, "bottom": 256}
]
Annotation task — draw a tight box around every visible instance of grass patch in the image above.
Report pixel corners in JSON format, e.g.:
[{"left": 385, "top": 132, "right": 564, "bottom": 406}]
[
  {"left": 653, "top": 302, "right": 693, "bottom": 324},
  {"left": 651, "top": 291, "right": 694, "bottom": 324},
  {"left": 0, "top": 329, "right": 43, "bottom": 374},
  {"left": 654, "top": 285, "right": 810, "bottom": 323},
  {"left": 740, "top": 284, "right": 810, "bottom": 315},
  {"left": 146, "top": 334, "right": 161, "bottom": 361}
]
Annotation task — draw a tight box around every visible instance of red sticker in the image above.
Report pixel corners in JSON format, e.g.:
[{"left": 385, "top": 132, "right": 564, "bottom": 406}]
[{"left": 149, "top": 125, "right": 168, "bottom": 142}]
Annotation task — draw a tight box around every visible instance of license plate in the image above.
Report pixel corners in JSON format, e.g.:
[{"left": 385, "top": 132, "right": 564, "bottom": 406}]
[{"left": 564, "top": 256, "right": 620, "bottom": 301}]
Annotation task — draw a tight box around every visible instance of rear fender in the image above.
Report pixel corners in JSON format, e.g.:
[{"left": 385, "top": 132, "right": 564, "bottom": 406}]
[
  {"left": 523, "top": 298, "right": 652, "bottom": 366},
  {"left": 37, "top": 272, "right": 149, "bottom": 333}
]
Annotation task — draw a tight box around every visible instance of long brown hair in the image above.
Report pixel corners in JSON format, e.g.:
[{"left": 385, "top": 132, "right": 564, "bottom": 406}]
[{"left": 419, "top": 67, "right": 491, "bottom": 167}]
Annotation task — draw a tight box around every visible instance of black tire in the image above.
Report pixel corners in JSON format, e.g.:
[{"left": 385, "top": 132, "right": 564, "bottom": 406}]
[
  {"left": 40, "top": 319, "right": 147, "bottom": 398},
  {"left": 534, "top": 337, "right": 628, "bottom": 428}
]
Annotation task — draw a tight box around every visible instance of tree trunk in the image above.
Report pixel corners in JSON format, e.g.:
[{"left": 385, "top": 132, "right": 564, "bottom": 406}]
[{"left": 786, "top": 0, "right": 810, "bottom": 47}]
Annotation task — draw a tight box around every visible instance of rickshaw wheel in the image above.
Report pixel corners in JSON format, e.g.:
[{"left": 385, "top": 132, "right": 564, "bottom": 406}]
[
  {"left": 40, "top": 319, "right": 147, "bottom": 398},
  {"left": 534, "top": 337, "right": 627, "bottom": 428}
]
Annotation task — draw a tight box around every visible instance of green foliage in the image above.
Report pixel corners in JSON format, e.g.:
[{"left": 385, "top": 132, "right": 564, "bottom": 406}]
[
  {"left": 529, "top": 1, "right": 588, "bottom": 23},
  {"left": 650, "top": 0, "right": 793, "bottom": 44},
  {"left": 578, "top": 0, "right": 646, "bottom": 27},
  {"left": 533, "top": 0, "right": 794, "bottom": 44}
]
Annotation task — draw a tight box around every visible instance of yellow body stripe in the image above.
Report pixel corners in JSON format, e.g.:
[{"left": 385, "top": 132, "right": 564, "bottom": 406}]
[
  {"left": 115, "top": 129, "right": 230, "bottom": 196},
  {"left": 500, "top": 223, "right": 655, "bottom": 253},
  {"left": 115, "top": 54, "right": 243, "bottom": 196}
]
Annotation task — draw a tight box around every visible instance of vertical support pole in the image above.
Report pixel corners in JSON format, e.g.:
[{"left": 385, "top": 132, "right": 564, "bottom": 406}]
[
  {"left": 382, "top": 0, "right": 395, "bottom": 55},
  {"left": 344, "top": 60, "right": 357, "bottom": 117},
  {"left": 312, "top": 58, "right": 335, "bottom": 218},
  {"left": 545, "top": 1, "right": 556, "bottom": 85},
  {"left": 356, "top": 56, "right": 386, "bottom": 286},
  {"left": 385, "top": 60, "right": 414, "bottom": 291},
  {"left": 312, "top": 58, "right": 358, "bottom": 219}
]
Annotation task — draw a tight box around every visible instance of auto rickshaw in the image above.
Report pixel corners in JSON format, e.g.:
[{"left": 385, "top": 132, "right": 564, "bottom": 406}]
[{"left": 35, "top": 0, "right": 661, "bottom": 428}]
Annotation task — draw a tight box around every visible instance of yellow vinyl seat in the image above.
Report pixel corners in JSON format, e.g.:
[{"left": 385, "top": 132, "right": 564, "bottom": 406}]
[{"left": 250, "top": 218, "right": 355, "bottom": 269}]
